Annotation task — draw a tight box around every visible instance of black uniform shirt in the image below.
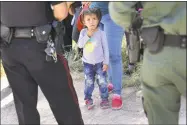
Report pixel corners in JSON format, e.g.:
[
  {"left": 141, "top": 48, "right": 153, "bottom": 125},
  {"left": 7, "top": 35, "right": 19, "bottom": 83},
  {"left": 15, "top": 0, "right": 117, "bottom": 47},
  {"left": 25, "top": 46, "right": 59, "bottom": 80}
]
[{"left": 0, "top": 1, "right": 63, "bottom": 27}]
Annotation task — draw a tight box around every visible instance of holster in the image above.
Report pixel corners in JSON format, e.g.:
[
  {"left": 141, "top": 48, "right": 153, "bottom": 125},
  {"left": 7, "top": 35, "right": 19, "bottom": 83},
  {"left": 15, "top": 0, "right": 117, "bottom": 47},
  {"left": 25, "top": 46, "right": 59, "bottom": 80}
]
[
  {"left": 53, "top": 21, "right": 66, "bottom": 55},
  {"left": 141, "top": 26, "right": 165, "bottom": 54},
  {"left": 128, "top": 30, "right": 141, "bottom": 63},
  {"left": 0, "top": 23, "right": 13, "bottom": 44}
]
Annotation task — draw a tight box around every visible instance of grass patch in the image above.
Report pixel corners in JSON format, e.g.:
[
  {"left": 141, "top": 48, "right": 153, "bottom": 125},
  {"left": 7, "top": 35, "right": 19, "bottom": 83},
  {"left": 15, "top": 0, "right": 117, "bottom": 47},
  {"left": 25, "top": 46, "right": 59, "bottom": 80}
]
[
  {"left": 123, "top": 62, "right": 142, "bottom": 90},
  {"left": 121, "top": 36, "right": 129, "bottom": 72},
  {"left": 64, "top": 47, "right": 83, "bottom": 72}
]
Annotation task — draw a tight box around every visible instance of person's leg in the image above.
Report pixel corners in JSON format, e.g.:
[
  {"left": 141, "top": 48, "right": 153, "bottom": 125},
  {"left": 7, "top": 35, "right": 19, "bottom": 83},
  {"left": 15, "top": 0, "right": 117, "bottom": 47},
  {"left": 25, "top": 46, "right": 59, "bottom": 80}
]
[
  {"left": 101, "top": 14, "right": 124, "bottom": 95},
  {"left": 101, "top": 14, "right": 124, "bottom": 109},
  {"left": 95, "top": 63, "right": 108, "bottom": 99},
  {"left": 19, "top": 38, "right": 84, "bottom": 124},
  {"left": 83, "top": 62, "right": 95, "bottom": 101},
  {"left": 171, "top": 47, "right": 186, "bottom": 97},
  {"left": 95, "top": 62, "right": 110, "bottom": 109},
  {"left": 141, "top": 47, "right": 186, "bottom": 124},
  {"left": 1, "top": 41, "right": 40, "bottom": 124},
  {"left": 82, "top": 62, "right": 95, "bottom": 109}
]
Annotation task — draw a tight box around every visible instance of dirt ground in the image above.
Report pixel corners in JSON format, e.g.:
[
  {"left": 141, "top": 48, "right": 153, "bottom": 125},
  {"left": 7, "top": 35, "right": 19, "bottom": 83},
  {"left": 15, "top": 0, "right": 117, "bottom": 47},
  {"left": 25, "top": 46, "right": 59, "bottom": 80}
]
[{"left": 1, "top": 71, "right": 186, "bottom": 124}]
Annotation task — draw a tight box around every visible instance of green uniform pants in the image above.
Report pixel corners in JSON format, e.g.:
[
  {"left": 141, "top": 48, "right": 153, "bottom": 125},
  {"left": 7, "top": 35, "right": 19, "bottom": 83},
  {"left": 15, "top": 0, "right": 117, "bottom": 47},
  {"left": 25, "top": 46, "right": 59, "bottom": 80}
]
[{"left": 141, "top": 46, "right": 186, "bottom": 124}]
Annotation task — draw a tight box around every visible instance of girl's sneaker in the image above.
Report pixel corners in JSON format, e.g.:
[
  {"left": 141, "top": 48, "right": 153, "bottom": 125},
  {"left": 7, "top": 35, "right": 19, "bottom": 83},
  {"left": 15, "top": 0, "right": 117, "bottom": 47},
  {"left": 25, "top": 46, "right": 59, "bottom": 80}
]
[
  {"left": 100, "top": 99, "right": 110, "bottom": 109},
  {"left": 85, "top": 99, "right": 95, "bottom": 110},
  {"left": 107, "top": 83, "right": 114, "bottom": 93}
]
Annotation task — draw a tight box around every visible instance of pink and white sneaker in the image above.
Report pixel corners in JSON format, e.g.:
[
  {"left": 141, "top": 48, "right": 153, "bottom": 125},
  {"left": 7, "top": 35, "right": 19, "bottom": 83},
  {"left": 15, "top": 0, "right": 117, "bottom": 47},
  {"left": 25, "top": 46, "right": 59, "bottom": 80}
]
[
  {"left": 85, "top": 99, "right": 95, "bottom": 110},
  {"left": 112, "top": 94, "right": 123, "bottom": 110}
]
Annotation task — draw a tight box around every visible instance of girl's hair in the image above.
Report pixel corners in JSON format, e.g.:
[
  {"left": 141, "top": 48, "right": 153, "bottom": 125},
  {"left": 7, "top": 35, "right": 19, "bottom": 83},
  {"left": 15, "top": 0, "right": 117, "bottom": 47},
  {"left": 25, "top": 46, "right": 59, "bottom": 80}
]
[{"left": 80, "top": 8, "right": 102, "bottom": 24}]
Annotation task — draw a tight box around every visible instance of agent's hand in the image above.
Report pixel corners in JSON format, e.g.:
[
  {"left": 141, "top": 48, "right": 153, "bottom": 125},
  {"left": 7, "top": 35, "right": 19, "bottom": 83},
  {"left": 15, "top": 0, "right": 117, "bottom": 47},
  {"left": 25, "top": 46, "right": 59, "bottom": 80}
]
[{"left": 103, "top": 64, "right": 108, "bottom": 72}]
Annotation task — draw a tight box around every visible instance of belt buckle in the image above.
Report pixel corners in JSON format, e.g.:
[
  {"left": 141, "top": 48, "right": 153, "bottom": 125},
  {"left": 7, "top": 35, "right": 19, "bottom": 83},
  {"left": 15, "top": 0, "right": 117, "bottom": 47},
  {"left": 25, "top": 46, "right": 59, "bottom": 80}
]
[
  {"left": 180, "top": 36, "right": 186, "bottom": 48},
  {"left": 31, "top": 29, "right": 34, "bottom": 37}
]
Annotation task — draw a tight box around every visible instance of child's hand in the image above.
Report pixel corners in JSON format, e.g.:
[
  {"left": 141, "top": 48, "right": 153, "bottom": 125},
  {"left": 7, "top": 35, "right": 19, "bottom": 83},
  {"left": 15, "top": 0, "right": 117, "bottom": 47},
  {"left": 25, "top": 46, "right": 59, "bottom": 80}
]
[
  {"left": 103, "top": 64, "right": 108, "bottom": 72},
  {"left": 87, "top": 29, "right": 95, "bottom": 37}
]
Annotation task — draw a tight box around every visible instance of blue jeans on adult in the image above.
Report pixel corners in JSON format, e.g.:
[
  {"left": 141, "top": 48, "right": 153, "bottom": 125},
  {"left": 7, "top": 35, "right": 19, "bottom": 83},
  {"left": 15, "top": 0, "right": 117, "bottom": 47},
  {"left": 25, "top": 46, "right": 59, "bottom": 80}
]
[
  {"left": 99, "top": 14, "right": 124, "bottom": 95},
  {"left": 83, "top": 62, "right": 109, "bottom": 101}
]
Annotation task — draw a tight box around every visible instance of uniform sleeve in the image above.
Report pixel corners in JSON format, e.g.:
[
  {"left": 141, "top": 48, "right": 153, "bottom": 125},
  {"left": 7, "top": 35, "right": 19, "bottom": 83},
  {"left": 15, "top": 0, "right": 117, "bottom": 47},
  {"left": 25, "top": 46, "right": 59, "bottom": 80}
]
[
  {"left": 109, "top": 2, "right": 137, "bottom": 30},
  {"left": 101, "top": 31, "right": 109, "bottom": 65},
  {"left": 77, "top": 29, "right": 90, "bottom": 48}
]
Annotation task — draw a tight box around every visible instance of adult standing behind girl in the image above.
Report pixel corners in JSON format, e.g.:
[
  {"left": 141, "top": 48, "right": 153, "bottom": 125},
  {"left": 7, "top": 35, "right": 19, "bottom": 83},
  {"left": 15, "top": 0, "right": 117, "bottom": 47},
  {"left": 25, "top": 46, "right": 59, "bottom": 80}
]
[{"left": 89, "top": 2, "right": 124, "bottom": 110}]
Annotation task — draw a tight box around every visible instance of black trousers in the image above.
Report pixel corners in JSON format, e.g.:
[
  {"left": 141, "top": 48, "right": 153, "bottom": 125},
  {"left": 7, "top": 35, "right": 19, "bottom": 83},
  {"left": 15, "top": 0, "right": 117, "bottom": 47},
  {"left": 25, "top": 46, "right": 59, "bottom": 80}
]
[{"left": 1, "top": 38, "right": 84, "bottom": 125}]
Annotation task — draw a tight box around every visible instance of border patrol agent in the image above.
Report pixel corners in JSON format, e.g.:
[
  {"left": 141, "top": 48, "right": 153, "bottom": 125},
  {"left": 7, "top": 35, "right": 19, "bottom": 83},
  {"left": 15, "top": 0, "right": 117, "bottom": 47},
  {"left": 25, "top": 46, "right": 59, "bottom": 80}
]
[
  {"left": 0, "top": 2, "right": 84, "bottom": 124},
  {"left": 109, "top": 2, "right": 186, "bottom": 124}
]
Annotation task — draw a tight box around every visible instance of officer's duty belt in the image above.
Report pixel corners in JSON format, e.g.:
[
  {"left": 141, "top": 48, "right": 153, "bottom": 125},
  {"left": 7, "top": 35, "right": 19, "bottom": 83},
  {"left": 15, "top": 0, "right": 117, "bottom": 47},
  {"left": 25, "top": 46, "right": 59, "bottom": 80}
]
[
  {"left": 14, "top": 28, "right": 35, "bottom": 38},
  {"left": 164, "top": 35, "right": 186, "bottom": 48}
]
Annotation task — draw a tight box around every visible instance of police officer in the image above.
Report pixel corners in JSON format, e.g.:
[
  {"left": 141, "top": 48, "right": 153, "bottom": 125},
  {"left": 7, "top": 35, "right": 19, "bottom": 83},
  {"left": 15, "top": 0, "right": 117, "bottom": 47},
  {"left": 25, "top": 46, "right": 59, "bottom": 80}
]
[
  {"left": 0, "top": 2, "right": 84, "bottom": 124},
  {"left": 109, "top": 2, "right": 186, "bottom": 124}
]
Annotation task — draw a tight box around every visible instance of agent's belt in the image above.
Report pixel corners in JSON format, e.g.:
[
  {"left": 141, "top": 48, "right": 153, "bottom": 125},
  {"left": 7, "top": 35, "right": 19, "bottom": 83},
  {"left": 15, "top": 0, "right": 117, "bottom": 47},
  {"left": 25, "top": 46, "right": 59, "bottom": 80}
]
[
  {"left": 164, "top": 35, "right": 186, "bottom": 48},
  {"left": 1, "top": 24, "right": 52, "bottom": 44},
  {"left": 14, "top": 28, "right": 35, "bottom": 38},
  {"left": 141, "top": 26, "right": 187, "bottom": 50}
]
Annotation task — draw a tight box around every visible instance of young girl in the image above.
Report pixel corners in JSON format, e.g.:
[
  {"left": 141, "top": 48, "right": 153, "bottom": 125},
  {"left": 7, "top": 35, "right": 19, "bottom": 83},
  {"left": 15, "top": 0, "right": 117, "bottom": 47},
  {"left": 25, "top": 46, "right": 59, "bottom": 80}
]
[{"left": 78, "top": 8, "right": 110, "bottom": 110}]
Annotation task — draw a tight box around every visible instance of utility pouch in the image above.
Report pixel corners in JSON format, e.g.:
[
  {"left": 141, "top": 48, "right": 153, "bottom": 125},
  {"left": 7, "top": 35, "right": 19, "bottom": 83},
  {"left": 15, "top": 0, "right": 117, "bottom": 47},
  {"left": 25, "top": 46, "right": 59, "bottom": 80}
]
[
  {"left": 128, "top": 31, "right": 140, "bottom": 63},
  {"left": 34, "top": 24, "right": 52, "bottom": 43},
  {"left": 141, "top": 26, "right": 165, "bottom": 54},
  {"left": 0, "top": 23, "right": 13, "bottom": 44}
]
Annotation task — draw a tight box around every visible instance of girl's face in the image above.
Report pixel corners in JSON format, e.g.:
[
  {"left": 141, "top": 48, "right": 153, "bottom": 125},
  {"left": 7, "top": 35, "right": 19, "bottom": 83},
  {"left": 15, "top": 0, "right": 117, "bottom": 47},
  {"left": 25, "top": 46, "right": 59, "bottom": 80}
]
[{"left": 83, "top": 14, "right": 99, "bottom": 30}]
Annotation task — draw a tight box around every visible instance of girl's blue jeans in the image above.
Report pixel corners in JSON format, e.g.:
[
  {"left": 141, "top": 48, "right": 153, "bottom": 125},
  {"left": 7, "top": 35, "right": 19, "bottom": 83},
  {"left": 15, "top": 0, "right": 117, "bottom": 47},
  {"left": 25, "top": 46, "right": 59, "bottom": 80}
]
[{"left": 83, "top": 62, "right": 109, "bottom": 101}]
